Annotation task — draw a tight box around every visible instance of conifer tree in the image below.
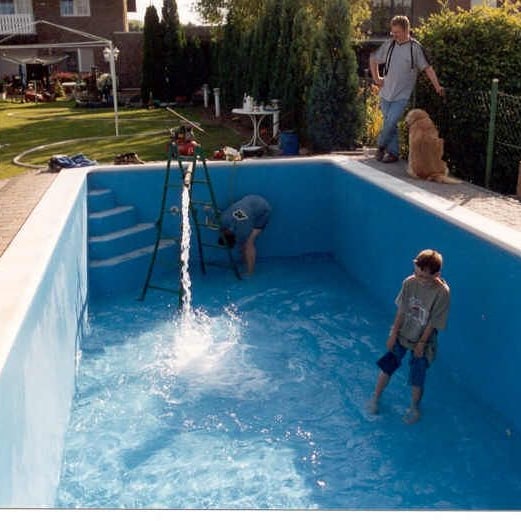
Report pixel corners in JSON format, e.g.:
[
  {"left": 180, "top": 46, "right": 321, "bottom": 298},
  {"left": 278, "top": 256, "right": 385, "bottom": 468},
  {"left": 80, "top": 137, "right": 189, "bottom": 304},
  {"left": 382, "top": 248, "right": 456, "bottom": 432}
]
[
  {"left": 306, "top": 0, "right": 362, "bottom": 151},
  {"left": 141, "top": 5, "right": 164, "bottom": 104},
  {"left": 184, "top": 36, "right": 209, "bottom": 100},
  {"left": 216, "top": 9, "right": 243, "bottom": 107},
  {"left": 162, "top": 0, "right": 185, "bottom": 101},
  {"left": 250, "top": 0, "right": 282, "bottom": 101},
  {"left": 282, "top": 4, "right": 317, "bottom": 134},
  {"left": 271, "top": 0, "right": 299, "bottom": 101}
]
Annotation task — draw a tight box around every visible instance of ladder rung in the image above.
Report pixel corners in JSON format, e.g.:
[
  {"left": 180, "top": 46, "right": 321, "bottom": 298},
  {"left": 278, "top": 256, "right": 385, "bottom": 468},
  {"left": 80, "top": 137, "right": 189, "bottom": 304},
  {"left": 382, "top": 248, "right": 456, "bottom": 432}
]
[
  {"left": 196, "top": 224, "right": 219, "bottom": 230},
  {"left": 190, "top": 200, "right": 215, "bottom": 207},
  {"left": 157, "top": 235, "right": 180, "bottom": 241},
  {"left": 200, "top": 242, "right": 229, "bottom": 249},
  {"left": 204, "top": 260, "right": 242, "bottom": 271},
  {"left": 148, "top": 285, "right": 181, "bottom": 294}
]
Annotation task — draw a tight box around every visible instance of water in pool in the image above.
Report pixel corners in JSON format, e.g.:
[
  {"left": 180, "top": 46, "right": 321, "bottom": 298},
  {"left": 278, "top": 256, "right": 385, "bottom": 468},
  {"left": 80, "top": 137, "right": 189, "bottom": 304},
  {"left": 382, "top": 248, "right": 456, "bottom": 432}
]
[{"left": 56, "top": 257, "right": 521, "bottom": 509}]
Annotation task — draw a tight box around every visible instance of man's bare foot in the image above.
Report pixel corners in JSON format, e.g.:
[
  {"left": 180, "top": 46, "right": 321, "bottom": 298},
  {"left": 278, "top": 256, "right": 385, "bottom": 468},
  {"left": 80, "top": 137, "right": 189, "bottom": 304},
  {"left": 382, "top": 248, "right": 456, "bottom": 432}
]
[
  {"left": 367, "top": 397, "right": 379, "bottom": 415},
  {"left": 403, "top": 407, "right": 420, "bottom": 424}
]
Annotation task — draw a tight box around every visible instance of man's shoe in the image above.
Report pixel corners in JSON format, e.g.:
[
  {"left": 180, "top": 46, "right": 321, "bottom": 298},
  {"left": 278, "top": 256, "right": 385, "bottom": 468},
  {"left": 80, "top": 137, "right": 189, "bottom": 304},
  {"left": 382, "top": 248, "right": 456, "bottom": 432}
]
[
  {"left": 382, "top": 153, "right": 399, "bottom": 163},
  {"left": 375, "top": 147, "right": 385, "bottom": 161}
]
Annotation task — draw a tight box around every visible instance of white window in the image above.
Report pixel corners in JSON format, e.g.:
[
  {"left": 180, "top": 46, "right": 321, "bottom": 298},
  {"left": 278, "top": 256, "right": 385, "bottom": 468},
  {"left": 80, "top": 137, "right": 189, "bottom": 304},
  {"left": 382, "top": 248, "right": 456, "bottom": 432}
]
[
  {"left": 60, "top": 0, "right": 90, "bottom": 17},
  {"left": 372, "top": 0, "right": 411, "bottom": 6},
  {"left": 0, "top": 0, "right": 15, "bottom": 15},
  {"left": 471, "top": 0, "right": 497, "bottom": 5}
]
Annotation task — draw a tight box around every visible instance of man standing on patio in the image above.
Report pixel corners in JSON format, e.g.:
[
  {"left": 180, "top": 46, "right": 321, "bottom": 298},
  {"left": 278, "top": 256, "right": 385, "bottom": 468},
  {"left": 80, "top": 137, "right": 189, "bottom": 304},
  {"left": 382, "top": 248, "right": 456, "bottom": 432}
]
[{"left": 369, "top": 15, "right": 444, "bottom": 163}]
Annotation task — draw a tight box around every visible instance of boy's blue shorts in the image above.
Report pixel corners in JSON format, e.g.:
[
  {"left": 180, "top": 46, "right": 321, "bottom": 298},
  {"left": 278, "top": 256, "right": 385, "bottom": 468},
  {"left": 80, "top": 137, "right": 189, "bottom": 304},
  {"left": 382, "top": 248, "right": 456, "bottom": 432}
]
[{"left": 376, "top": 340, "right": 430, "bottom": 388}]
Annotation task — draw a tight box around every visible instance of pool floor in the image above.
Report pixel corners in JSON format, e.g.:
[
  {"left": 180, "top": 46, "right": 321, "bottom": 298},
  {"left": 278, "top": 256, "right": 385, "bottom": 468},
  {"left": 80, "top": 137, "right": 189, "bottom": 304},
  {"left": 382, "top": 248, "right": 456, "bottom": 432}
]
[{"left": 56, "top": 257, "right": 521, "bottom": 509}]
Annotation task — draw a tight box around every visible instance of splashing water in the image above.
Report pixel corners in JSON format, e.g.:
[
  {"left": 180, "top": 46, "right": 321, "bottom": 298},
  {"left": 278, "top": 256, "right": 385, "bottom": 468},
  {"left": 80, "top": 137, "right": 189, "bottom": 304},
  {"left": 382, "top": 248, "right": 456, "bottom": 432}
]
[
  {"left": 179, "top": 181, "right": 192, "bottom": 314},
  {"left": 154, "top": 304, "right": 270, "bottom": 404}
]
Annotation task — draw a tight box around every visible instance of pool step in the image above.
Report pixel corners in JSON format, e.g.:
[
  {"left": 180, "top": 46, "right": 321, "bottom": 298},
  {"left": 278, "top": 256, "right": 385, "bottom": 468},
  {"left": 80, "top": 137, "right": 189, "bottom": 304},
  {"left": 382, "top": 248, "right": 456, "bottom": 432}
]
[
  {"left": 88, "top": 188, "right": 116, "bottom": 213},
  {"left": 89, "top": 240, "right": 176, "bottom": 268},
  {"left": 89, "top": 222, "right": 157, "bottom": 260},
  {"left": 86, "top": 183, "right": 179, "bottom": 298},
  {"left": 89, "top": 205, "right": 137, "bottom": 236},
  {"left": 89, "top": 241, "right": 177, "bottom": 298}
]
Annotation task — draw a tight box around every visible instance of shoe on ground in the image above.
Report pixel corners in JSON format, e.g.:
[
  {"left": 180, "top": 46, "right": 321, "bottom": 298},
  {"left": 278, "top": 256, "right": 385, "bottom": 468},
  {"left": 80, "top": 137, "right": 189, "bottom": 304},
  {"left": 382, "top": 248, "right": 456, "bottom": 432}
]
[
  {"left": 382, "top": 153, "right": 399, "bottom": 163},
  {"left": 375, "top": 147, "right": 385, "bottom": 161}
]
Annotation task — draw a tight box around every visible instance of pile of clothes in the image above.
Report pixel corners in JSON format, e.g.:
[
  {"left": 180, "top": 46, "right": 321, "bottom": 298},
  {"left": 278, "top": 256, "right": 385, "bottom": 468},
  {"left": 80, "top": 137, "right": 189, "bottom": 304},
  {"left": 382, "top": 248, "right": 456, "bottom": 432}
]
[{"left": 48, "top": 153, "right": 97, "bottom": 172}]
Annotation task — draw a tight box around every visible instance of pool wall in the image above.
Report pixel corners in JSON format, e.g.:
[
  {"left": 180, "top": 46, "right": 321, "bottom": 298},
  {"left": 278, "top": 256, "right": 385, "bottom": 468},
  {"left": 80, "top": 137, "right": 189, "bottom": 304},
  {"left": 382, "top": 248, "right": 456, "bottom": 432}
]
[
  {"left": 0, "top": 172, "right": 88, "bottom": 507},
  {"left": 329, "top": 159, "right": 521, "bottom": 432},
  {"left": 87, "top": 158, "right": 521, "bottom": 436},
  {"left": 1, "top": 156, "right": 521, "bottom": 507}
]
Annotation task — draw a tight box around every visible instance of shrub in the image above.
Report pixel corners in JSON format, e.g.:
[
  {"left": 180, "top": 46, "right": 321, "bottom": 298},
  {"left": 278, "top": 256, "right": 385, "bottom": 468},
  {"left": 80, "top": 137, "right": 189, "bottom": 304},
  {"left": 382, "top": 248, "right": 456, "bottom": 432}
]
[
  {"left": 306, "top": 0, "right": 362, "bottom": 151},
  {"left": 414, "top": 4, "right": 521, "bottom": 193},
  {"left": 360, "top": 83, "right": 383, "bottom": 146}
]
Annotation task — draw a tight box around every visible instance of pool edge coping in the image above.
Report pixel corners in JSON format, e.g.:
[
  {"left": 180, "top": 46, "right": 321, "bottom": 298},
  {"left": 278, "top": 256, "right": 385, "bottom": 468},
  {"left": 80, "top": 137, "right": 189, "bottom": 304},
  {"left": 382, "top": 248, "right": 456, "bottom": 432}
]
[{"left": 0, "top": 168, "right": 88, "bottom": 375}]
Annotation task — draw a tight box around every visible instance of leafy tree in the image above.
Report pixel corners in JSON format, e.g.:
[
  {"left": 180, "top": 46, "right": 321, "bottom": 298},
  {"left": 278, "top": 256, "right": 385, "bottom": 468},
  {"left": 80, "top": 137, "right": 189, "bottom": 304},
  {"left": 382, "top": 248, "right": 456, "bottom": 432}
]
[
  {"left": 128, "top": 19, "right": 144, "bottom": 32},
  {"left": 194, "top": 0, "right": 371, "bottom": 36},
  {"left": 193, "top": 0, "right": 264, "bottom": 28},
  {"left": 141, "top": 5, "right": 164, "bottom": 104},
  {"left": 306, "top": 0, "right": 362, "bottom": 151}
]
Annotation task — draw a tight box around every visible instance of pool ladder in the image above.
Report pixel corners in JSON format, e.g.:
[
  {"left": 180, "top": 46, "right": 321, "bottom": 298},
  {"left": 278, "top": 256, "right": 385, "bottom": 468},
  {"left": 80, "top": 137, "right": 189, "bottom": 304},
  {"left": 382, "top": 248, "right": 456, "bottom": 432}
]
[{"left": 138, "top": 142, "right": 241, "bottom": 304}]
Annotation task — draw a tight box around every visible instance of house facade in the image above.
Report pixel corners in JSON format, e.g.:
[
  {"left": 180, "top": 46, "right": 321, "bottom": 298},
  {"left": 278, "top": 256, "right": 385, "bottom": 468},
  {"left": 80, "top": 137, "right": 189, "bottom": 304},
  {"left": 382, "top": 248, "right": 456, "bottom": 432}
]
[{"left": 0, "top": 0, "right": 141, "bottom": 89}]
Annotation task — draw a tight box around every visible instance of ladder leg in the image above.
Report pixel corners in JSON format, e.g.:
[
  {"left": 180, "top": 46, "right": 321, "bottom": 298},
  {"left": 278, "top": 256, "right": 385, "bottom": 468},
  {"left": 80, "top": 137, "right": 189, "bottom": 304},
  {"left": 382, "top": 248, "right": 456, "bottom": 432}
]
[
  {"left": 199, "top": 154, "right": 242, "bottom": 280},
  {"left": 138, "top": 152, "right": 174, "bottom": 301}
]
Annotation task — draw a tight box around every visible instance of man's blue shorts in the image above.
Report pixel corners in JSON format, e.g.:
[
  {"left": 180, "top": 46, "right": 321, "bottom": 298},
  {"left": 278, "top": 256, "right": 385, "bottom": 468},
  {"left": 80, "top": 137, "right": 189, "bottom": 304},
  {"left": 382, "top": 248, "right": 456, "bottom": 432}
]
[{"left": 376, "top": 340, "right": 430, "bottom": 388}]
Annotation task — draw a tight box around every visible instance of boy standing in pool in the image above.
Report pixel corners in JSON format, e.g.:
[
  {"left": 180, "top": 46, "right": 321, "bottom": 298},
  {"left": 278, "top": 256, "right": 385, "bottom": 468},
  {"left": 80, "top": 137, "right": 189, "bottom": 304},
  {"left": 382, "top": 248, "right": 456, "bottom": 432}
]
[{"left": 369, "top": 249, "right": 450, "bottom": 424}]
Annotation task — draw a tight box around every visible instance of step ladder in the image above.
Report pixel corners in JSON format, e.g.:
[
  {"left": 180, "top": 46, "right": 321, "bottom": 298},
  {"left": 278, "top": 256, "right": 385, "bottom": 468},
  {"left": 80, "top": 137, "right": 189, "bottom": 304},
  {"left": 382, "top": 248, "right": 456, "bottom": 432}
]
[{"left": 138, "top": 141, "right": 241, "bottom": 304}]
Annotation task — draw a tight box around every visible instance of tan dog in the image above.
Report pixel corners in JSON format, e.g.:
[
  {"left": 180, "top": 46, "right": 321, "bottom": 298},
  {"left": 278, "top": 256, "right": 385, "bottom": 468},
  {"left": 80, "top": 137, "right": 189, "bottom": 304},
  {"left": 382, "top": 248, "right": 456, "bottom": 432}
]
[{"left": 405, "top": 109, "right": 461, "bottom": 184}]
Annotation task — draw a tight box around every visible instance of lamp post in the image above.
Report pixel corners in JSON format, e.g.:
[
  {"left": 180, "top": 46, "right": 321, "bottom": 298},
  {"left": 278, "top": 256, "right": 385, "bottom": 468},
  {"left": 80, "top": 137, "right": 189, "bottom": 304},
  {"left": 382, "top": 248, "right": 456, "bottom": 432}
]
[{"left": 103, "top": 44, "right": 120, "bottom": 136}]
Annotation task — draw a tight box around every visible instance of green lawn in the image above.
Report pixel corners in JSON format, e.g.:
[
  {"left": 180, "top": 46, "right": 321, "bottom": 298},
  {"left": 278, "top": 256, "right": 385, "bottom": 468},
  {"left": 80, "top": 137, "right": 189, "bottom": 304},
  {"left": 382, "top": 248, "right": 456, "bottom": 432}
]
[{"left": 0, "top": 99, "right": 245, "bottom": 180}]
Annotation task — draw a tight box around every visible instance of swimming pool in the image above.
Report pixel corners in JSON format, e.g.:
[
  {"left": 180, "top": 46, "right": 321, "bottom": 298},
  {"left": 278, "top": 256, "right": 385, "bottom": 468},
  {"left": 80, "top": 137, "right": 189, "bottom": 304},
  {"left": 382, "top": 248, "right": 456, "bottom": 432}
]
[
  {"left": 1, "top": 156, "right": 521, "bottom": 507},
  {"left": 56, "top": 257, "right": 521, "bottom": 509}
]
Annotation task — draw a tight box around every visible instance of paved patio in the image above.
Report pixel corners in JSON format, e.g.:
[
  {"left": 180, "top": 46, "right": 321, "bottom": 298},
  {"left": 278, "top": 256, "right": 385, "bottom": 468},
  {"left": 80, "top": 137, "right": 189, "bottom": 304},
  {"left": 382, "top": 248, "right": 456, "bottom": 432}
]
[{"left": 1, "top": 154, "right": 521, "bottom": 257}]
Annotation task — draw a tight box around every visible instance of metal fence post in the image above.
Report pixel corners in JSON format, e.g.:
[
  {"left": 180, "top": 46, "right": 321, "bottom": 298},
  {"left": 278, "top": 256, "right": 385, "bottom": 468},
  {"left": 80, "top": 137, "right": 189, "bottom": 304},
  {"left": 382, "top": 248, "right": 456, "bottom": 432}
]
[
  {"left": 517, "top": 161, "right": 521, "bottom": 200},
  {"left": 485, "top": 78, "right": 499, "bottom": 189}
]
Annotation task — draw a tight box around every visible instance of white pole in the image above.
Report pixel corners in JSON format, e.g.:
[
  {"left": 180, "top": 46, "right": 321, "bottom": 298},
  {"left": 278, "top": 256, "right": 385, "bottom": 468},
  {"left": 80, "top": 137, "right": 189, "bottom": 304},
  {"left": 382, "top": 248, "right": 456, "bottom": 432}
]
[
  {"left": 213, "top": 87, "right": 220, "bottom": 118},
  {"left": 272, "top": 110, "right": 279, "bottom": 139},
  {"left": 271, "top": 99, "right": 280, "bottom": 139},
  {"left": 203, "top": 83, "right": 209, "bottom": 108},
  {"left": 77, "top": 48, "right": 82, "bottom": 74},
  {"left": 108, "top": 43, "right": 119, "bottom": 137}
]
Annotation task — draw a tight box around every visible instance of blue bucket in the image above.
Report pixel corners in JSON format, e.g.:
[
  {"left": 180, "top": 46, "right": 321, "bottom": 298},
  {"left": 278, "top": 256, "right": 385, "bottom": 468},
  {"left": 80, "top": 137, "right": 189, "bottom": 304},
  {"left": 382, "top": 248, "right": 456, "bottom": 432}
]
[{"left": 280, "top": 131, "right": 299, "bottom": 156}]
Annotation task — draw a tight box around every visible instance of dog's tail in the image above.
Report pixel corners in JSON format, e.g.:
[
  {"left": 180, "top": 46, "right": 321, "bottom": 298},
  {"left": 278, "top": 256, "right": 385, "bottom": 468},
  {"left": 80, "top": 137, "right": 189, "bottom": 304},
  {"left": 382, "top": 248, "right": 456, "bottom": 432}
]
[
  {"left": 427, "top": 166, "right": 462, "bottom": 184},
  {"left": 440, "top": 176, "right": 462, "bottom": 184},
  {"left": 430, "top": 175, "right": 462, "bottom": 184}
]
